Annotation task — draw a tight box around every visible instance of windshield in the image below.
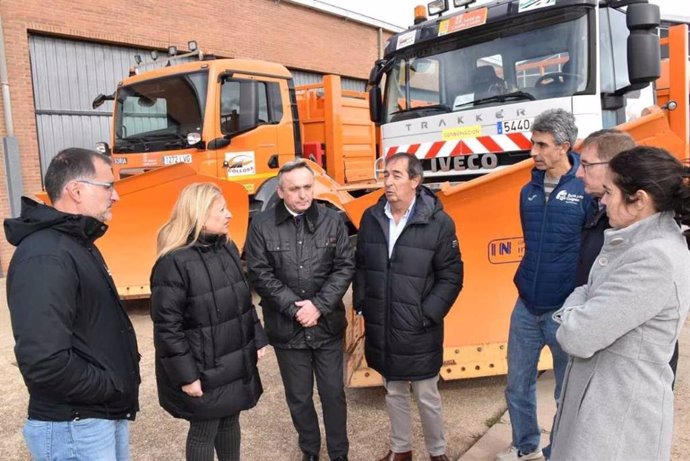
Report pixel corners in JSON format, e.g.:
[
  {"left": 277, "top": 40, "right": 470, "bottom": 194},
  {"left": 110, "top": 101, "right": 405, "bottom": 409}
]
[
  {"left": 114, "top": 71, "right": 208, "bottom": 153},
  {"left": 383, "top": 13, "right": 589, "bottom": 123}
]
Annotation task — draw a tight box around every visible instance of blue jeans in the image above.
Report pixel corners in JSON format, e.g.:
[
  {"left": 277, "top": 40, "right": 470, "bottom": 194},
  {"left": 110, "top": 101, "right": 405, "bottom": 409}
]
[
  {"left": 505, "top": 298, "right": 568, "bottom": 458},
  {"left": 23, "top": 418, "right": 130, "bottom": 461}
]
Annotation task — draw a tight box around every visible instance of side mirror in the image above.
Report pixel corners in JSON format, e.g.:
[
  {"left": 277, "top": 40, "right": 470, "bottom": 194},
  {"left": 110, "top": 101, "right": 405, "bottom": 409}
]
[
  {"left": 368, "top": 59, "right": 387, "bottom": 86},
  {"left": 369, "top": 85, "right": 382, "bottom": 124},
  {"left": 95, "top": 142, "right": 111, "bottom": 156},
  {"left": 137, "top": 95, "right": 158, "bottom": 107},
  {"left": 208, "top": 137, "right": 231, "bottom": 149},
  {"left": 626, "top": 3, "right": 660, "bottom": 86},
  {"left": 92, "top": 93, "right": 114, "bottom": 110}
]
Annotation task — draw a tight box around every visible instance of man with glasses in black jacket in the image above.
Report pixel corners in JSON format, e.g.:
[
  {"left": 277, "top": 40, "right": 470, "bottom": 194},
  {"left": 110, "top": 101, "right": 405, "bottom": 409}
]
[{"left": 5, "top": 148, "right": 140, "bottom": 461}]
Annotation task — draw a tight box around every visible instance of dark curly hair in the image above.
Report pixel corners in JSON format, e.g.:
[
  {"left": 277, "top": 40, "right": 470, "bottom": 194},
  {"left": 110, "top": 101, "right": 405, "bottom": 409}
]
[{"left": 608, "top": 146, "right": 690, "bottom": 245}]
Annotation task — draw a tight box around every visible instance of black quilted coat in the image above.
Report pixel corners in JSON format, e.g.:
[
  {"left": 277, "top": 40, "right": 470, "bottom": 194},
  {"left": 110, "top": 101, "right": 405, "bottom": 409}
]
[
  {"left": 354, "top": 187, "right": 463, "bottom": 381},
  {"left": 245, "top": 201, "right": 355, "bottom": 349},
  {"left": 150, "top": 235, "right": 267, "bottom": 421}
]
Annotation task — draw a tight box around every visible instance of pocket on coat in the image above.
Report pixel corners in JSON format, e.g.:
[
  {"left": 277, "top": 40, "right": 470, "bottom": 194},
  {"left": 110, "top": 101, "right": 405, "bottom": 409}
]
[
  {"left": 266, "top": 240, "right": 291, "bottom": 269},
  {"left": 186, "top": 328, "right": 204, "bottom": 367},
  {"left": 263, "top": 306, "right": 296, "bottom": 343},
  {"left": 322, "top": 310, "right": 347, "bottom": 336},
  {"left": 315, "top": 239, "right": 336, "bottom": 271}
]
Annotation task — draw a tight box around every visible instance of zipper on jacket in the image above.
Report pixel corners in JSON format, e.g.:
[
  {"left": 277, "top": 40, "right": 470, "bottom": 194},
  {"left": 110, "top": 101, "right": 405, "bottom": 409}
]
[{"left": 384, "top": 258, "right": 392, "bottom": 376}]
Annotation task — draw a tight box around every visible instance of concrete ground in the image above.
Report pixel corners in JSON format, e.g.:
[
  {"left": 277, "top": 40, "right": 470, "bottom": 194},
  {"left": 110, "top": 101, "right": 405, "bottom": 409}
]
[{"left": 1, "top": 277, "right": 689, "bottom": 460}]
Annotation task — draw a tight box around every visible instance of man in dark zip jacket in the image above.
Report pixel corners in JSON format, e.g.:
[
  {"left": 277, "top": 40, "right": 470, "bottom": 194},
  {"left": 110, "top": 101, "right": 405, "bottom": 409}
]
[
  {"left": 245, "top": 160, "right": 354, "bottom": 461},
  {"left": 498, "top": 110, "right": 594, "bottom": 461},
  {"left": 354, "top": 153, "right": 463, "bottom": 461},
  {"left": 5, "top": 148, "right": 140, "bottom": 461},
  {"left": 574, "top": 129, "right": 635, "bottom": 287}
]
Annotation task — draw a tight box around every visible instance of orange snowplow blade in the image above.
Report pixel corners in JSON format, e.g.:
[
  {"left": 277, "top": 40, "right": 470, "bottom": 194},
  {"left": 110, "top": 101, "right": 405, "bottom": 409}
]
[{"left": 36, "top": 164, "right": 249, "bottom": 299}]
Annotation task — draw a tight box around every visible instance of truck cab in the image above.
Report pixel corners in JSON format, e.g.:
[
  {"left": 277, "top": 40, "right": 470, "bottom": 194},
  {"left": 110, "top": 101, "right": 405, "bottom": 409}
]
[
  {"left": 368, "top": 0, "right": 661, "bottom": 182},
  {"left": 108, "top": 59, "right": 298, "bottom": 201}
]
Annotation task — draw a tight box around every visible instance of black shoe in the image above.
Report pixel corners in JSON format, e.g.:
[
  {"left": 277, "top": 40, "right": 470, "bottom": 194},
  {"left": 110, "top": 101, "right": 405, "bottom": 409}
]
[
  {"left": 332, "top": 457, "right": 348, "bottom": 461},
  {"left": 302, "top": 453, "right": 319, "bottom": 461}
]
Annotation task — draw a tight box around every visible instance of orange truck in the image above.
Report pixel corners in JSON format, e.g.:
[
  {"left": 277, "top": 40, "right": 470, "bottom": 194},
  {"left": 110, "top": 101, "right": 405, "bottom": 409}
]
[
  {"left": 87, "top": 0, "right": 688, "bottom": 387},
  {"left": 91, "top": 59, "right": 377, "bottom": 297}
]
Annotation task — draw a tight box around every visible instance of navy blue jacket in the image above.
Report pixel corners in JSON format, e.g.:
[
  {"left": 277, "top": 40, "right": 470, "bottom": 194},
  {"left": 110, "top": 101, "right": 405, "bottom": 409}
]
[
  {"left": 574, "top": 201, "right": 609, "bottom": 287},
  {"left": 514, "top": 153, "right": 594, "bottom": 314}
]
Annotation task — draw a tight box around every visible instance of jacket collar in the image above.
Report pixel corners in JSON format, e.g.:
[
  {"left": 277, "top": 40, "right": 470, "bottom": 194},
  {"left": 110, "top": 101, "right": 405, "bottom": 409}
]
[
  {"left": 4, "top": 196, "right": 107, "bottom": 247},
  {"left": 372, "top": 186, "right": 440, "bottom": 226},
  {"left": 584, "top": 199, "right": 608, "bottom": 229},
  {"left": 604, "top": 211, "right": 680, "bottom": 248},
  {"left": 191, "top": 233, "right": 228, "bottom": 252},
  {"left": 275, "top": 200, "right": 319, "bottom": 231}
]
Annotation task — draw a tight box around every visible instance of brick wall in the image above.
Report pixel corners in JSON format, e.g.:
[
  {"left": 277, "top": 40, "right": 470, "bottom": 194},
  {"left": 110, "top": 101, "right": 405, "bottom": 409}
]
[{"left": 0, "top": 0, "right": 393, "bottom": 271}]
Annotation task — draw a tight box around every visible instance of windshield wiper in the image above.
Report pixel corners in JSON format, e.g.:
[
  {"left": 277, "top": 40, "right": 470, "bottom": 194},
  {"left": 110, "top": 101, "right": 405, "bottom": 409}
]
[
  {"left": 458, "top": 91, "right": 536, "bottom": 109},
  {"left": 126, "top": 132, "right": 185, "bottom": 141},
  {"left": 115, "top": 132, "right": 188, "bottom": 152},
  {"left": 389, "top": 103, "right": 453, "bottom": 121}
]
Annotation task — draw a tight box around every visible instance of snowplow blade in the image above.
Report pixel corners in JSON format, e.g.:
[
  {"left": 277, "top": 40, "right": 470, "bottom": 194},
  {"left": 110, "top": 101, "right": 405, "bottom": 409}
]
[
  {"left": 36, "top": 164, "right": 249, "bottom": 299},
  {"left": 343, "top": 160, "right": 555, "bottom": 387}
]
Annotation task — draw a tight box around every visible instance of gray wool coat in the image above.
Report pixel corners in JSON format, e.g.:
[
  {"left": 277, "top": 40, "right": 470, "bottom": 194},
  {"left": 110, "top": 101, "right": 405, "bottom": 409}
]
[{"left": 550, "top": 212, "right": 690, "bottom": 461}]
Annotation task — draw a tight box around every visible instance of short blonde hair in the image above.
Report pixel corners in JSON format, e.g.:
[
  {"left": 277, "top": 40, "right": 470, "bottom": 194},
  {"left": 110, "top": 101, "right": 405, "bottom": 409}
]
[{"left": 156, "top": 183, "right": 224, "bottom": 258}]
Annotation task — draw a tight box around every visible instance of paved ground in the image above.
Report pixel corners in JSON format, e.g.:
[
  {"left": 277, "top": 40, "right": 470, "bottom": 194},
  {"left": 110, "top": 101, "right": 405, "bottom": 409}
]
[
  {"left": 1, "top": 277, "right": 689, "bottom": 460},
  {"left": 0, "top": 280, "right": 508, "bottom": 461},
  {"left": 462, "top": 327, "right": 690, "bottom": 461}
]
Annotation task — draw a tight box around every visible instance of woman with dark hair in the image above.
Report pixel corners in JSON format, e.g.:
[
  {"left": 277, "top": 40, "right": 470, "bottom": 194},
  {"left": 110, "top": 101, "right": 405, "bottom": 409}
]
[
  {"left": 150, "top": 183, "right": 267, "bottom": 461},
  {"left": 550, "top": 146, "right": 690, "bottom": 461}
]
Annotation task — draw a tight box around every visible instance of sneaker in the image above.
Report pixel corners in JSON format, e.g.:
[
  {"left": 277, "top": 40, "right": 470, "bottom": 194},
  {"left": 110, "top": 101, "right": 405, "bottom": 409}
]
[{"left": 495, "top": 446, "right": 543, "bottom": 461}]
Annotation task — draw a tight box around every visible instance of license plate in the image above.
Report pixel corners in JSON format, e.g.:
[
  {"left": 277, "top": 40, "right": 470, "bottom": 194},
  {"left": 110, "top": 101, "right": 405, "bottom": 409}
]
[
  {"left": 497, "top": 118, "right": 532, "bottom": 134},
  {"left": 163, "top": 154, "right": 192, "bottom": 165}
]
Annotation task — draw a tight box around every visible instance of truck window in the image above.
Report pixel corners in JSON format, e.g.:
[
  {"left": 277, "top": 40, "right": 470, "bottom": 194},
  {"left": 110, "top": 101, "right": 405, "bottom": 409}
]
[
  {"left": 514, "top": 51, "right": 579, "bottom": 98},
  {"left": 220, "top": 79, "right": 272, "bottom": 135},
  {"left": 382, "top": 10, "right": 590, "bottom": 122},
  {"left": 386, "top": 57, "right": 440, "bottom": 117},
  {"left": 114, "top": 71, "right": 208, "bottom": 153},
  {"left": 600, "top": 7, "right": 631, "bottom": 93}
]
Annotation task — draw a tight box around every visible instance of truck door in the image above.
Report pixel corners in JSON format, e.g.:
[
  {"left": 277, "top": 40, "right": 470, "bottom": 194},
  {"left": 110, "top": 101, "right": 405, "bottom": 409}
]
[{"left": 216, "top": 77, "right": 284, "bottom": 195}]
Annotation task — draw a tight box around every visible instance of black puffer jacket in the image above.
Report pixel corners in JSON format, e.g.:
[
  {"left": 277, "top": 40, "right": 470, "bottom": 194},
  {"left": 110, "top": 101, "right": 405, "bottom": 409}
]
[
  {"left": 150, "top": 235, "right": 267, "bottom": 421},
  {"left": 245, "top": 201, "right": 355, "bottom": 348},
  {"left": 354, "top": 187, "right": 463, "bottom": 381},
  {"left": 5, "top": 197, "right": 140, "bottom": 421}
]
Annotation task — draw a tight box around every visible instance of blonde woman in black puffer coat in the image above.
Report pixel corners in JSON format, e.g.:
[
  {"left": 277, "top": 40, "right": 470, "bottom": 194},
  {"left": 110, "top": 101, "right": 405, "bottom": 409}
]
[{"left": 150, "top": 182, "right": 267, "bottom": 461}]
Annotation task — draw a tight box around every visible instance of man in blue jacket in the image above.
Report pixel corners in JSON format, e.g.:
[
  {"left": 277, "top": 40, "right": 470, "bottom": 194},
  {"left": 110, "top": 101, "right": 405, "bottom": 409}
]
[{"left": 496, "top": 109, "right": 593, "bottom": 461}]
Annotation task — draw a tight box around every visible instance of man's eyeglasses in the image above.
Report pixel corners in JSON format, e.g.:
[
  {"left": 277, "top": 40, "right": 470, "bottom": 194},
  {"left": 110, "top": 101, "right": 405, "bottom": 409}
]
[
  {"left": 75, "top": 179, "right": 115, "bottom": 191},
  {"left": 580, "top": 161, "right": 609, "bottom": 172}
]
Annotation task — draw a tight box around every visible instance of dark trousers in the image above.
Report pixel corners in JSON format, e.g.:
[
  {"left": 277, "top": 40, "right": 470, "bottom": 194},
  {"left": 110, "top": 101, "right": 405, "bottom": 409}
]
[
  {"left": 274, "top": 340, "right": 348, "bottom": 459},
  {"left": 186, "top": 414, "right": 240, "bottom": 461}
]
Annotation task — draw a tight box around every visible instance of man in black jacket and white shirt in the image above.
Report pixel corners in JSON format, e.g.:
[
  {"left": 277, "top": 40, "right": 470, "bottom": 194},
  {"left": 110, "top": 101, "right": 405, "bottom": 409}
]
[
  {"left": 5, "top": 148, "right": 140, "bottom": 460},
  {"left": 354, "top": 153, "right": 463, "bottom": 461}
]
